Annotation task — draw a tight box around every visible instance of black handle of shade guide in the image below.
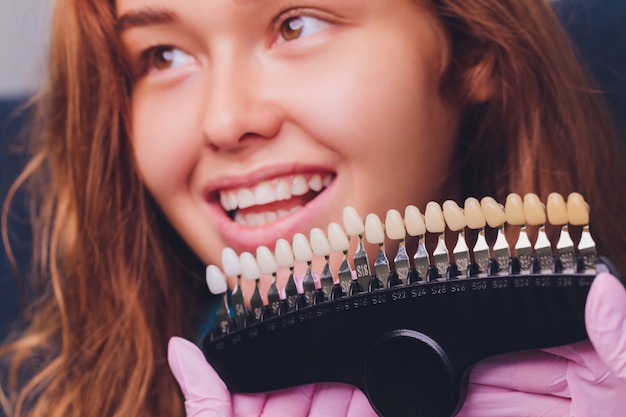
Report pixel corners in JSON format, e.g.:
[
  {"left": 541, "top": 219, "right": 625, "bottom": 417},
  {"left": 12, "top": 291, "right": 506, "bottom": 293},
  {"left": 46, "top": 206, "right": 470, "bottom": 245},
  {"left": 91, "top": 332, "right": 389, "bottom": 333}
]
[{"left": 202, "top": 257, "right": 624, "bottom": 417}]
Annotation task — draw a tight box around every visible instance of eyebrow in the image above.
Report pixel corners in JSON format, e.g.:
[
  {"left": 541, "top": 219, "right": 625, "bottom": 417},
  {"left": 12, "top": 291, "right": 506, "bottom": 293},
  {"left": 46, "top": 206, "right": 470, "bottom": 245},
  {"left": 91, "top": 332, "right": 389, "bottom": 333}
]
[{"left": 116, "top": 8, "right": 178, "bottom": 32}]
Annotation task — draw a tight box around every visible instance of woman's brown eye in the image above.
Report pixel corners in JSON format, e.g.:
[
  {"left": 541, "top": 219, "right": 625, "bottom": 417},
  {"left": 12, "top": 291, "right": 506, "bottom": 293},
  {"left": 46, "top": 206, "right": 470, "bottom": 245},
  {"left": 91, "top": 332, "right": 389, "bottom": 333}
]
[
  {"left": 279, "top": 16, "right": 305, "bottom": 41},
  {"left": 147, "top": 46, "right": 193, "bottom": 72},
  {"left": 153, "top": 47, "right": 175, "bottom": 70}
]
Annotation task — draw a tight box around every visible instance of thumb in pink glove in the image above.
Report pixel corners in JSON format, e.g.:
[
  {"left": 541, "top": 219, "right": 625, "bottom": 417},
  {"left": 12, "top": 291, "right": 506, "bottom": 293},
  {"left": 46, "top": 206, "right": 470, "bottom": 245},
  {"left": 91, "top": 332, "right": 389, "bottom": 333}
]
[
  {"left": 168, "top": 336, "right": 233, "bottom": 417},
  {"left": 168, "top": 336, "right": 379, "bottom": 417}
]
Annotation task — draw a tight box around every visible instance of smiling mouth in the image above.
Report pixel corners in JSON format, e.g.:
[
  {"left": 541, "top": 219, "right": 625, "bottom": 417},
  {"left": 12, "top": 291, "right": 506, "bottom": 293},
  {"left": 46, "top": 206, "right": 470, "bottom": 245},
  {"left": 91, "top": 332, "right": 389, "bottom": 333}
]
[{"left": 217, "top": 172, "right": 334, "bottom": 227}]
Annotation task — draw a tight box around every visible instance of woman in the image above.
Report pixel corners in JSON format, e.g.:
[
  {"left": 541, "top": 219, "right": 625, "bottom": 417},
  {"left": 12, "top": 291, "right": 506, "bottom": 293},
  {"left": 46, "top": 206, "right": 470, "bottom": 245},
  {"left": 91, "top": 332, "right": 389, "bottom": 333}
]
[{"left": 2, "top": 0, "right": 626, "bottom": 416}]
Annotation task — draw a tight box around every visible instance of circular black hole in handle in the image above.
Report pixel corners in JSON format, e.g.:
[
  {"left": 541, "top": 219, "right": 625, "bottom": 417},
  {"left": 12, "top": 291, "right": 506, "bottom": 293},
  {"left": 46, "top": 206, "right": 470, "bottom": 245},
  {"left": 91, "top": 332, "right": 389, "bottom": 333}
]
[{"left": 364, "top": 329, "right": 457, "bottom": 417}]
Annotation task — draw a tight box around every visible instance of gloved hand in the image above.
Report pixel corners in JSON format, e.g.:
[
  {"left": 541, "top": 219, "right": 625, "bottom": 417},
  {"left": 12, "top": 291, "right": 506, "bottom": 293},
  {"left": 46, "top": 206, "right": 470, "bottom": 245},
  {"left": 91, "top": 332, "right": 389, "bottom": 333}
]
[
  {"left": 168, "top": 272, "right": 626, "bottom": 417},
  {"left": 168, "top": 336, "right": 379, "bottom": 417},
  {"left": 458, "top": 271, "right": 626, "bottom": 416}
]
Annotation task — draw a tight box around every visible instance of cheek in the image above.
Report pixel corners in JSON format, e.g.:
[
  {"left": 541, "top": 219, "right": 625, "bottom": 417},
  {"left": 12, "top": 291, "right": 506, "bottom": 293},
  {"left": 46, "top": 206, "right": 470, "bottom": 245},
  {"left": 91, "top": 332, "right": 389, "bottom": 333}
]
[{"left": 130, "top": 91, "right": 202, "bottom": 195}]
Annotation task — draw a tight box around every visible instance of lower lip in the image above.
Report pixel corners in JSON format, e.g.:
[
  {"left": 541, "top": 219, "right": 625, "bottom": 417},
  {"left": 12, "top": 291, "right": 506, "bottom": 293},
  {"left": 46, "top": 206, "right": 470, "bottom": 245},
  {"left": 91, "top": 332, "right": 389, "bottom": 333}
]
[{"left": 207, "top": 182, "right": 335, "bottom": 253}]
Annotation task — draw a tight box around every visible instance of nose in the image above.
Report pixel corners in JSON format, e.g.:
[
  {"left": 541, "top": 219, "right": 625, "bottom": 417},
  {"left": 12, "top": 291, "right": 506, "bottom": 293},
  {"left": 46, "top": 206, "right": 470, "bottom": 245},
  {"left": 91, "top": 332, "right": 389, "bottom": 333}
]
[{"left": 202, "top": 60, "right": 283, "bottom": 152}]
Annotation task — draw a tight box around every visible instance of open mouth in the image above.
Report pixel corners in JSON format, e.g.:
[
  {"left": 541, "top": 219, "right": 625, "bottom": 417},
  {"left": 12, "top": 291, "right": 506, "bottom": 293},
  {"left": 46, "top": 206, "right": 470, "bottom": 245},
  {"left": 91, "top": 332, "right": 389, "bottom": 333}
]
[{"left": 217, "top": 172, "right": 334, "bottom": 227}]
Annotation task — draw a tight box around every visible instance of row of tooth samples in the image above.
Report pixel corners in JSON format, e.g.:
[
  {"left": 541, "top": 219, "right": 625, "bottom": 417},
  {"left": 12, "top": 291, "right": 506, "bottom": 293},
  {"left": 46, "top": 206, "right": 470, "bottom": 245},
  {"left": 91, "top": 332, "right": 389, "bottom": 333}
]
[{"left": 206, "top": 192, "right": 596, "bottom": 334}]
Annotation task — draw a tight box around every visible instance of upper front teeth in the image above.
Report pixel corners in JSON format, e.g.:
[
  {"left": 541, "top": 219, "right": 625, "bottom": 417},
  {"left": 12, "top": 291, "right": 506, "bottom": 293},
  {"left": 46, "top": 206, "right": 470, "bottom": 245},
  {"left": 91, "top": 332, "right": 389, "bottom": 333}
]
[{"left": 219, "top": 173, "right": 332, "bottom": 212}]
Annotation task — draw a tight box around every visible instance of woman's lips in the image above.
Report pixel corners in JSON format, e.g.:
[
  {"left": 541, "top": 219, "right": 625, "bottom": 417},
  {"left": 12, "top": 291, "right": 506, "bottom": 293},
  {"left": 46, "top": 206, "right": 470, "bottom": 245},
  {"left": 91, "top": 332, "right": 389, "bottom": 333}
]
[{"left": 206, "top": 171, "right": 336, "bottom": 252}]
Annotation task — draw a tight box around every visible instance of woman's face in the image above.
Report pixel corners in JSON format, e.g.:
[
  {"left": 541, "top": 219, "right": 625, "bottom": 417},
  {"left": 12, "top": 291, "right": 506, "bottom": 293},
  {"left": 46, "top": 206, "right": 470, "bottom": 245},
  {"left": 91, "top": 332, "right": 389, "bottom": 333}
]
[{"left": 118, "top": 0, "right": 459, "bottom": 272}]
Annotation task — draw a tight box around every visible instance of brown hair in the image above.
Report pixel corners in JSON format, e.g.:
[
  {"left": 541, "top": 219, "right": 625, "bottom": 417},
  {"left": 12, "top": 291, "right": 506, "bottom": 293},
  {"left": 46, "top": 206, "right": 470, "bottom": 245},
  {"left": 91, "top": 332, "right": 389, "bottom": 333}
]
[
  {"left": 430, "top": 0, "right": 626, "bottom": 263},
  {"left": 2, "top": 0, "right": 625, "bottom": 416},
  {"left": 1, "top": 1, "right": 207, "bottom": 416}
]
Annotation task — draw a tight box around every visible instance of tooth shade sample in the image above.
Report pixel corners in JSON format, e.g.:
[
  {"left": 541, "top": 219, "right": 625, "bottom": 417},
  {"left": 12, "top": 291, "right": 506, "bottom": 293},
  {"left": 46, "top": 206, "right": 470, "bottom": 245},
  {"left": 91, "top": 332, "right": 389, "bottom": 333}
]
[
  {"left": 505, "top": 193, "right": 526, "bottom": 225},
  {"left": 275, "top": 238, "right": 295, "bottom": 268},
  {"left": 293, "top": 233, "right": 313, "bottom": 262},
  {"left": 464, "top": 197, "right": 486, "bottom": 229},
  {"left": 328, "top": 222, "right": 350, "bottom": 252},
  {"left": 442, "top": 200, "right": 466, "bottom": 232},
  {"left": 221, "top": 247, "right": 242, "bottom": 277},
  {"left": 404, "top": 205, "right": 426, "bottom": 236},
  {"left": 385, "top": 209, "right": 406, "bottom": 240},
  {"left": 523, "top": 193, "right": 547, "bottom": 226},
  {"left": 240, "top": 252, "right": 261, "bottom": 281},
  {"left": 310, "top": 228, "right": 331, "bottom": 257},
  {"left": 567, "top": 192, "right": 590, "bottom": 226},
  {"left": 365, "top": 213, "right": 386, "bottom": 244},
  {"left": 206, "top": 265, "right": 228, "bottom": 294},
  {"left": 256, "top": 246, "right": 277, "bottom": 275},
  {"left": 481, "top": 197, "right": 506, "bottom": 228},
  {"left": 425, "top": 202, "right": 446, "bottom": 234},
  {"left": 546, "top": 193, "right": 568, "bottom": 226},
  {"left": 343, "top": 206, "right": 365, "bottom": 236}
]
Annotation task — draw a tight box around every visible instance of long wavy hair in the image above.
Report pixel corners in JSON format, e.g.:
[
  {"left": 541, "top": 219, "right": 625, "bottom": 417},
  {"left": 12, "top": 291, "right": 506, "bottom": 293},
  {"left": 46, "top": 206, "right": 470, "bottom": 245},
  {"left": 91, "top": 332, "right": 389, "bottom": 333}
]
[{"left": 1, "top": 0, "right": 625, "bottom": 416}]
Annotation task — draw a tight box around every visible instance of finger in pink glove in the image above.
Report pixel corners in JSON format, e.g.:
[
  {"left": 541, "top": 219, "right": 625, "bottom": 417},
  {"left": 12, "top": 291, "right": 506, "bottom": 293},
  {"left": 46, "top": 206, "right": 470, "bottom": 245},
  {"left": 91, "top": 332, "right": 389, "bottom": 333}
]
[
  {"left": 168, "top": 336, "right": 234, "bottom": 417},
  {"left": 168, "top": 337, "right": 379, "bottom": 417}
]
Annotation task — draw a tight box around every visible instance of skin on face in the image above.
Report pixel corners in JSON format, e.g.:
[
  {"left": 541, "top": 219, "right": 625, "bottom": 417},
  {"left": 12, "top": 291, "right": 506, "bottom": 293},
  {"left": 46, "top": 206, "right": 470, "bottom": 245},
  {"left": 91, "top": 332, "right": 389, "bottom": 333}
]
[{"left": 118, "top": 0, "right": 460, "bottom": 291}]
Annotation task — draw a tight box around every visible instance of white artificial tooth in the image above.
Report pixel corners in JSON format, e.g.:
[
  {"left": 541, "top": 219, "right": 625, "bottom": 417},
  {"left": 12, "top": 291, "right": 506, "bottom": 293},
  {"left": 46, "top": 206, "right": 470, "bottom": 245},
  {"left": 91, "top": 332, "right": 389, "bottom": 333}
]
[
  {"left": 308, "top": 174, "right": 323, "bottom": 192},
  {"left": 206, "top": 265, "right": 228, "bottom": 294},
  {"left": 442, "top": 200, "right": 466, "bottom": 232},
  {"left": 289, "top": 205, "right": 302, "bottom": 213},
  {"left": 328, "top": 222, "right": 350, "bottom": 252},
  {"left": 365, "top": 213, "right": 385, "bottom": 244},
  {"left": 265, "top": 211, "right": 278, "bottom": 223},
  {"left": 481, "top": 196, "right": 507, "bottom": 228},
  {"left": 404, "top": 205, "right": 426, "bottom": 236},
  {"left": 277, "top": 209, "right": 290, "bottom": 219},
  {"left": 256, "top": 246, "right": 277, "bottom": 274},
  {"left": 221, "top": 247, "right": 241, "bottom": 277},
  {"left": 425, "top": 202, "right": 446, "bottom": 234},
  {"left": 276, "top": 179, "right": 292, "bottom": 201},
  {"left": 240, "top": 252, "right": 261, "bottom": 281},
  {"left": 234, "top": 212, "right": 247, "bottom": 226},
  {"left": 275, "top": 238, "right": 295, "bottom": 268},
  {"left": 237, "top": 188, "right": 255, "bottom": 209},
  {"left": 292, "top": 175, "right": 309, "bottom": 196},
  {"left": 465, "top": 197, "right": 487, "bottom": 229},
  {"left": 546, "top": 193, "right": 568, "bottom": 227},
  {"left": 523, "top": 193, "right": 546, "bottom": 226},
  {"left": 322, "top": 174, "right": 332, "bottom": 187},
  {"left": 292, "top": 233, "right": 313, "bottom": 262},
  {"left": 254, "top": 181, "right": 277, "bottom": 206},
  {"left": 343, "top": 206, "right": 365, "bottom": 236},
  {"left": 310, "top": 227, "right": 331, "bottom": 257},
  {"left": 385, "top": 209, "right": 406, "bottom": 240},
  {"left": 567, "top": 193, "right": 589, "bottom": 226}
]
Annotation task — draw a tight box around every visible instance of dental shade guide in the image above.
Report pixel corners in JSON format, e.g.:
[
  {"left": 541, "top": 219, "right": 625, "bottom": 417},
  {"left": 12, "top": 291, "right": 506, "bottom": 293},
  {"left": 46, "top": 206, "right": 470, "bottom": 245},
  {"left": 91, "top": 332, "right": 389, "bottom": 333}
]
[{"left": 202, "top": 193, "right": 624, "bottom": 417}]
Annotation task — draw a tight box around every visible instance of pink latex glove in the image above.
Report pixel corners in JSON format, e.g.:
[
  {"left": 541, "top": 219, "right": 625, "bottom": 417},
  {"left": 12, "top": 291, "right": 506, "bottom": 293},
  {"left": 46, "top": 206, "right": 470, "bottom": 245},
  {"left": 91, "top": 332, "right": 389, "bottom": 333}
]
[
  {"left": 168, "top": 272, "right": 626, "bottom": 416},
  {"left": 168, "top": 337, "right": 379, "bottom": 417},
  {"left": 458, "top": 272, "right": 626, "bottom": 416}
]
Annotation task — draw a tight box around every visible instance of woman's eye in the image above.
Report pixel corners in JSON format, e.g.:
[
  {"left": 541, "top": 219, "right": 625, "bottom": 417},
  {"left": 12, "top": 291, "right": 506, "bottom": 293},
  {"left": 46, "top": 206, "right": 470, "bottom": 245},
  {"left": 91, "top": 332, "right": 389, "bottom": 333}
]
[
  {"left": 277, "top": 15, "right": 333, "bottom": 43},
  {"left": 144, "top": 46, "right": 194, "bottom": 72}
]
